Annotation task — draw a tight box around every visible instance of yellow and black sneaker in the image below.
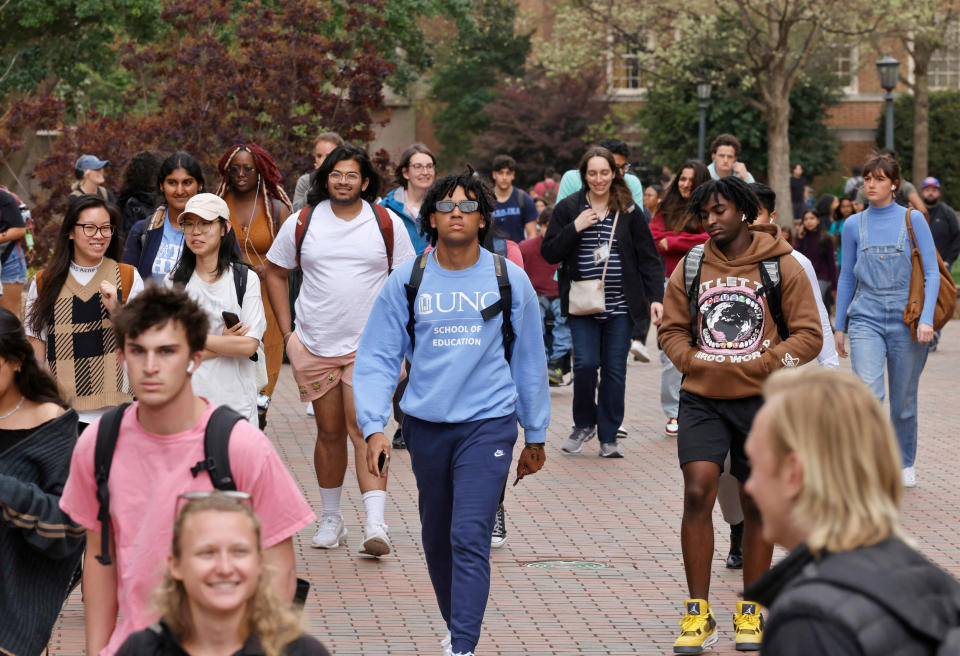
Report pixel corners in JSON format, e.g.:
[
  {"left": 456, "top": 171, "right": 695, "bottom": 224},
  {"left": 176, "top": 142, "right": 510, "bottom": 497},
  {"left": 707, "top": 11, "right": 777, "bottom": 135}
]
[
  {"left": 674, "top": 599, "right": 718, "bottom": 654},
  {"left": 733, "top": 600, "right": 764, "bottom": 651}
]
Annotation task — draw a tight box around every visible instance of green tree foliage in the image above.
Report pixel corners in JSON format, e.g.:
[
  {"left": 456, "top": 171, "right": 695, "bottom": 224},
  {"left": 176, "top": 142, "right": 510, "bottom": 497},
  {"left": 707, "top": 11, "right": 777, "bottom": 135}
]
[
  {"left": 636, "top": 69, "right": 842, "bottom": 180},
  {"left": 878, "top": 90, "right": 960, "bottom": 207},
  {"left": 428, "top": 0, "right": 531, "bottom": 166}
]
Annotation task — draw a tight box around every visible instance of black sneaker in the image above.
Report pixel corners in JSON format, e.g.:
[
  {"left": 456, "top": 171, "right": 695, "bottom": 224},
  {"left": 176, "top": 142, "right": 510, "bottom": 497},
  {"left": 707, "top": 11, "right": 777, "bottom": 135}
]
[
  {"left": 392, "top": 428, "right": 406, "bottom": 450},
  {"left": 726, "top": 521, "right": 744, "bottom": 569},
  {"left": 491, "top": 504, "right": 507, "bottom": 548}
]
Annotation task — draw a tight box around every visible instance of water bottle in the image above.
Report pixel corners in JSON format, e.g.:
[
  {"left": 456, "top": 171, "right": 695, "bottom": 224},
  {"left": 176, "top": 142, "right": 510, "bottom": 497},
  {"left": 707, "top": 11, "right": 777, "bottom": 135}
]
[{"left": 20, "top": 204, "right": 34, "bottom": 250}]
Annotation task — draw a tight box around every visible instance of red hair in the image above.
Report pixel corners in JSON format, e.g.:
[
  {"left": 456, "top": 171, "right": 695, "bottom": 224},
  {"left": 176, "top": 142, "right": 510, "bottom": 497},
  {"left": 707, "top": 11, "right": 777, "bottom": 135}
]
[{"left": 215, "top": 144, "right": 292, "bottom": 236}]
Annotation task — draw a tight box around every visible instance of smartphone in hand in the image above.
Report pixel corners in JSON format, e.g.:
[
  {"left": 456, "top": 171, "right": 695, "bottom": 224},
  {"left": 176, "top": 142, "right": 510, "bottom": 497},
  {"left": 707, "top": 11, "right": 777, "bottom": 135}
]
[
  {"left": 377, "top": 451, "right": 388, "bottom": 476},
  {"left": 222, "top": 311, "right": 241, "bottom": 329}
]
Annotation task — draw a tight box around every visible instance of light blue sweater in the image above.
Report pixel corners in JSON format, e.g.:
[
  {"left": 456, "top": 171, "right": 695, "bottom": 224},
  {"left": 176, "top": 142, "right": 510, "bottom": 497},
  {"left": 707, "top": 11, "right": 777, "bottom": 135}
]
[
  {"left": 834, "top": 202, "right": 940, "bottom": 329},
  {"left": 354, "top": 249, "right": 550, "bottom": 442}
]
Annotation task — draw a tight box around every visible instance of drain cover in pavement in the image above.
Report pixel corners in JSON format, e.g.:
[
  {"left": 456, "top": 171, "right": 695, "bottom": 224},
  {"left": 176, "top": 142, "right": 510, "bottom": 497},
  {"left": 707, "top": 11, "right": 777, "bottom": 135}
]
[{"left": 525, "top": 560, "right": 607, "bottom": 570}]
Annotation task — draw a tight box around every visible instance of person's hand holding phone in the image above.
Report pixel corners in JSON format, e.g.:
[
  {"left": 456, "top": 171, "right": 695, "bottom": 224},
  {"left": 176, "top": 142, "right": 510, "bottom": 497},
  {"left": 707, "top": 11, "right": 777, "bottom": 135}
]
[
  {"left": 513, "top": 443, "right": 546, "bottom": 486},
  {"left": 221, "top": 311, "right": 249, "bottom": 336},
  {"left": 366, "top": 432, "right": 391, "bottom": 478}
]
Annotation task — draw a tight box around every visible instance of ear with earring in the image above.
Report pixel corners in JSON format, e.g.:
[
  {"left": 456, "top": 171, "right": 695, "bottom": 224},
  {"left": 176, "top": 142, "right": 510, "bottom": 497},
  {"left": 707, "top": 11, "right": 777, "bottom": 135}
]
[{"left": 741, "top": 213, "right": 747, "bottom": 222}]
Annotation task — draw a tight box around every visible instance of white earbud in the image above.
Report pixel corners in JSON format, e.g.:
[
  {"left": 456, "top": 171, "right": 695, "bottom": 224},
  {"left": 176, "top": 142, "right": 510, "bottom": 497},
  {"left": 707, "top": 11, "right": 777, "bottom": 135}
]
[
  {"left": 741, "top": 213, "right": 747, "bottom": 223},
  {"left": 186, "top": 361, "right": 195, "bottom": 374},
  {"left": 892, "top": 186, "right": 896, "bottom": 190}
]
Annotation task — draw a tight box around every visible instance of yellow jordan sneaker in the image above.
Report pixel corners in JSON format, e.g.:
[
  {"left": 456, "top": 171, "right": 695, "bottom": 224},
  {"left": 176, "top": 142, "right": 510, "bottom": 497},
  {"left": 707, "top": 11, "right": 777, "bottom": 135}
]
[
  {"left": 674, "top": 599, "right": 718, "bottom": 653},
  {"left": 733, "top": 600, "right": 764, "bottom": 651}
]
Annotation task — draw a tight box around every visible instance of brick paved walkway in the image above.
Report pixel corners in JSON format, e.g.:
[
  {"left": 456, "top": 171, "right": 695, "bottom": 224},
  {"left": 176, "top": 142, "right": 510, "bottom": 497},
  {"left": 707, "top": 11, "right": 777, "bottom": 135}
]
[{"left": 47, "top": 323, "right": 960, "bottom": 655}]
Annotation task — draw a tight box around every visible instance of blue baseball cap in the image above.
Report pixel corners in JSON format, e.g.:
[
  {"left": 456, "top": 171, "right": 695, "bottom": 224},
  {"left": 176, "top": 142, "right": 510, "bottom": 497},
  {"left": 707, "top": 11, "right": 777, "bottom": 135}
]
[
  {"left": 75, "top": 155, "right": 109, "bottom": 171},
  {"left": 921, "top": 176, "right": 940, "bottom": 189}
]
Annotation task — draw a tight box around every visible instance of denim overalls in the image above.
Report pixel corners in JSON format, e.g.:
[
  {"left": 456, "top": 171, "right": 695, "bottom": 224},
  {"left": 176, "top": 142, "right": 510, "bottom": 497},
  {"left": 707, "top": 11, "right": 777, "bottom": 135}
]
[{"left": 847, "top": 210, "right": 929, "bottom": 467}]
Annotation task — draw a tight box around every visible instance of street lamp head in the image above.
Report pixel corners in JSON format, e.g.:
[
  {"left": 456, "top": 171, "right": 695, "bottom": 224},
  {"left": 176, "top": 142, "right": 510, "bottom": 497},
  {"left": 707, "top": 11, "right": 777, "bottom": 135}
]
[
  {"left": 876, "top": 55, "right": 900, "bottom": 93},
  {"left": 696, "top": 76, "right": 712, "bottom": 101}
]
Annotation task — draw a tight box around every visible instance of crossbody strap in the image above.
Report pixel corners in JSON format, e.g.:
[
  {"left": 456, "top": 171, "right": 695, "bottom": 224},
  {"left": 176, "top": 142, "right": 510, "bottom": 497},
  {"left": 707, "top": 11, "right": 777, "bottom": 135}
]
[{"left": 599, "top": 211, "right": 620, "bottom": 284}]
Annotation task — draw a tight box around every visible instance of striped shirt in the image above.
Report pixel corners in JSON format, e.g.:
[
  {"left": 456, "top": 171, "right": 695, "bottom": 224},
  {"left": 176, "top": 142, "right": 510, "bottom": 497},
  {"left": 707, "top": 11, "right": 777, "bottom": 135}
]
[{"left": 576, "top": 204, "right": 628, "bottom": 318}]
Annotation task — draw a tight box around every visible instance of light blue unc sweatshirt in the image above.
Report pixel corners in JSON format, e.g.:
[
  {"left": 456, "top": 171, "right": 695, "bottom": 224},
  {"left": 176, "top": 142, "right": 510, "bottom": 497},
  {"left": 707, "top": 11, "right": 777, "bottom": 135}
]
[{"left": 354, "top": 248, "right": 550, "bottom": 442}]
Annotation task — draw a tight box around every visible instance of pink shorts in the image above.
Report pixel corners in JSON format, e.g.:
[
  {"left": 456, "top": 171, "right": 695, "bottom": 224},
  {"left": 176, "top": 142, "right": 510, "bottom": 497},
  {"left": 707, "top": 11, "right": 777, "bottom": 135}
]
[{"left": 286, "top": 333, "right": 355, "bottom": 402}]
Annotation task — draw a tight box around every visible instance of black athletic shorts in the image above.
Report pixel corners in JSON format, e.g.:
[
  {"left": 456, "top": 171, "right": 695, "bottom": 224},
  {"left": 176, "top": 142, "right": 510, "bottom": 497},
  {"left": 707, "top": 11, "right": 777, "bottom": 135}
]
[{"left": 677, "top": 389, "right": 764, "bottom": 483}]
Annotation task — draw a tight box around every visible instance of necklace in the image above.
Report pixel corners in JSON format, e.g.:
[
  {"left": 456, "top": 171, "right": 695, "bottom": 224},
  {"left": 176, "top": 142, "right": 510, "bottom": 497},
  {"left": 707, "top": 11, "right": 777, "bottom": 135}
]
[{"left": 0, "top": 396, "right": 25, "bottom": 420}]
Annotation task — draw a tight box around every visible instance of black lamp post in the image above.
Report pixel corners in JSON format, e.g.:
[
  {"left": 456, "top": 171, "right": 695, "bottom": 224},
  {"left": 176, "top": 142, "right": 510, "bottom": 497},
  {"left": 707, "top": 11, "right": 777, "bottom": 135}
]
[
  {"left": 696, "top": 76, "right": 712, "bottom": 161},
  {"left": 876, "top": 55, "right": 900, "bottom": 150}
]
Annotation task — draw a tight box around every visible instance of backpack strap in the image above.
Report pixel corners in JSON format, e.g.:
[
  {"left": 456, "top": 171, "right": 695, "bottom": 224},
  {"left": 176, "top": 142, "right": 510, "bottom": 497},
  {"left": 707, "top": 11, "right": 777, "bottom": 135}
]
[
  {"left": 757, "top": 257, "right": 789, "bottom": 340},
  {"left": 190, "top": 405, "right": 244, "bottom": 491},
  {"left": 683, "top": 245, "right": 705, "bottom": 347},
  {"left": 479, "top": 253, "right": 514, "bottom": 363},
  {"left": 117, "top": 263, "right": 135, "bottom": 305},
  {"left": 232, "top": 263, "right": 248, "bottom": 309},
  {"left": 294, "top": 206, "right": 313, "bottom": 270},
  {"left": 372, "top": 203, "right": 394, "bottom": 272},
  {"left": 93, "top": 402, "right": 131, "bottom": 565},
  {"left": 404, "top": 253, "right": 429, "bottom": 352}
]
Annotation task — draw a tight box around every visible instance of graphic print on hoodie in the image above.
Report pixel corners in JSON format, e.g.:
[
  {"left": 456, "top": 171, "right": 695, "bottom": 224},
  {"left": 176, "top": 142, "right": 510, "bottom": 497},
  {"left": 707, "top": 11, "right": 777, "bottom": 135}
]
[{"left": 659, "top": 224, "right": 823, "bottom": 400}]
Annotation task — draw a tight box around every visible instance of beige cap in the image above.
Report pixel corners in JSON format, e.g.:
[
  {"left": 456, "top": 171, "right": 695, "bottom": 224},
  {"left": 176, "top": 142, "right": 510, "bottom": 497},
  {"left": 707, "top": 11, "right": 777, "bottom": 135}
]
[{"left": 177, "top": 193, "right": 230, "bottom": 223}]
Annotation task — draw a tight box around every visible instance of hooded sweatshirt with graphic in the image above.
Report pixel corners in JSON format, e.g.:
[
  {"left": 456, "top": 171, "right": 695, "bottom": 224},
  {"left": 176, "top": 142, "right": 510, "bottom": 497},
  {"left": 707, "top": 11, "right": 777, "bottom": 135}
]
[{"left": 660, "top": 224, "right": 822, "bottom": 399}]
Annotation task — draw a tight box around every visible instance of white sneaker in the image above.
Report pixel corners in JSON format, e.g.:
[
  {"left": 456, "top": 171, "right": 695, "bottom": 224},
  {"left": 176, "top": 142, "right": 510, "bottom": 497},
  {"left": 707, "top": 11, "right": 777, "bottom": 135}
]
[
  {"left": 441, "top": 631, "right": 452, "bottom": 656},
  {"left": 358, "top": 522, "right": 392, "bottom": 557},
  {"left": 902, "top": 466, "right": 916, "bottom": 488},
  {"left": 306, "top": 402, "right": 315, "bottom": 417},
  {"left": 311, "top": 515, "right": 347, "bottom": 549},
  {"left": 630, "top": 340, "right": 650, "bottom": 362}
]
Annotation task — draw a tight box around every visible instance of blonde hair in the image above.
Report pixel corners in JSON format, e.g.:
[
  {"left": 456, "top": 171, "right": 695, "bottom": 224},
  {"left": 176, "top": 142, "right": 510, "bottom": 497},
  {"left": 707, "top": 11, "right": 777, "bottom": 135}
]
[
  {"left": 154, "top": 495, "right": 302, "bottom": 656},
  {"left": 762, "top": 368, "right": 904, "bottom": 554}
]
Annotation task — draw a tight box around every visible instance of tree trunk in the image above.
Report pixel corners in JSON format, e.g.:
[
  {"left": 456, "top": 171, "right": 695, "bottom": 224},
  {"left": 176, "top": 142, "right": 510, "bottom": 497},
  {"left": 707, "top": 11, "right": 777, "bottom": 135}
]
[
  {"left": 766, "top": 93, "right": 794, "bottom": 233},
  {"left": 912, "top": 43, "right": 932, "bottom": 183}
]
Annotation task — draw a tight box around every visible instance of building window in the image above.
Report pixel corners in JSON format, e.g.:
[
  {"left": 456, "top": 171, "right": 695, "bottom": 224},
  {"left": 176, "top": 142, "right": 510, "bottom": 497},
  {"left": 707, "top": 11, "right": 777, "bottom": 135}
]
[
  {"left": 832, "top": 46, "right": 858, "bottom": 94},
  {"left": 931, "top": 22, "right": 960, "bottom": 89},
  {"left": 611, "top": 51, "right": 643, "bottom": 91},
  {"left": 607, "top": 32, "right": 654, "bottom": 96}
]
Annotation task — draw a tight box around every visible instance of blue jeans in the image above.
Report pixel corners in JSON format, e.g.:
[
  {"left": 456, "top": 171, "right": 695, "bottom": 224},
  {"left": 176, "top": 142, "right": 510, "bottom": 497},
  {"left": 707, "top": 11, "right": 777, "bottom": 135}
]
[
  {"left": 403, "top": 413, "right": 517, "bottom": 654},
  {"left": 568, "top": 313, "right": 632, "bottom": 443},
  {"left": 1, "top": 245, "right": 26, "bottom": 284},
  {"left": 538, "top": 295, "right": 570, "bottom": 361},
  {"left": 848, "top": 300, "right": 928, "bottom": 467}
]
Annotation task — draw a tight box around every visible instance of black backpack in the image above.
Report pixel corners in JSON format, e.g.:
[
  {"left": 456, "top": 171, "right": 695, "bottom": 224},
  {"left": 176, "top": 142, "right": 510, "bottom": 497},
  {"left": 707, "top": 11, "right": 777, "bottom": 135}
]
[
  {"left": 682, "top": 244, "right": 789, "bottom": 347},
  {"left": 403, "top": 252, "right": 515, "bottom": 362},
  {"left": 93, "top": 403, "right": 245, "bottom": 567}
]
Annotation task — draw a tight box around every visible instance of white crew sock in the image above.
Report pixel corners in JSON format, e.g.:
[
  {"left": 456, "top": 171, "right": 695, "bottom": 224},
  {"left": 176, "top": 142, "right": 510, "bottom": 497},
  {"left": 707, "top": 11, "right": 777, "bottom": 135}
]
[
  {"left": 319, "top": 486, "right": 342, "bottom": 520},
  {"left": 362, "top": 490, "right": 387, "bottom": 527}
]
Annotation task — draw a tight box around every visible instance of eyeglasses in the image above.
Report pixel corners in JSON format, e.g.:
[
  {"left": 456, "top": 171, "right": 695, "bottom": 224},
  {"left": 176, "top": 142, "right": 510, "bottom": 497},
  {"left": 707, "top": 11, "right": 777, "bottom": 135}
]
[
  {"left": 76, "top": 224, "right": 114, "bottom": 237},
  {"left": 179, "top": 219, "right": 223, "bottom": 233},
  {"left": 619, "top": 163, "right": 631, "bottom": 174},
  {"left": 435, "top": 200, "right": 479, "bottom": 213},
  {"left": 409, "top": 163, "right": 435, "bottom": 172},
  {"left": 228, "top": 165, "right": 256, "bottom": 175},
  {"left": 174, "top": 490, "right": 253, "bottom": 521},
  {"left": 329, "top": 171, "right": 361, "bottom": 183},
  {"left": 586, "top": 170, "right": 613, "bottom": 179}
]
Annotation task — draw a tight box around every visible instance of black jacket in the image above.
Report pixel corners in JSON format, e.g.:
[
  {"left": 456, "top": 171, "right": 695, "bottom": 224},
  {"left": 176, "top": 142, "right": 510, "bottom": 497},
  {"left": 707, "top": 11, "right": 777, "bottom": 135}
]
[
  {"left": 540, "top": 189, "right": 664, "bottom": 321},
  {"left": 116, "top": 619, "right": 331, "bottom": 656},
  {"left": 0, "top": 410, "right": 84, "bottom": 656},
  {"left": 746, "top": 537, "right": 960, "bottom": 656},
  {"left": 927, "top": 201, "right": 960, "bottom": 266}
]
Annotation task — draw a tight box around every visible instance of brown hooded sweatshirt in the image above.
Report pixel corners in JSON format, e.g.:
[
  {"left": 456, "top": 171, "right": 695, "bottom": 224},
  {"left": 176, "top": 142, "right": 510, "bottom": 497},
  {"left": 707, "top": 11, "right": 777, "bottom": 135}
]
[{"left": 660, "top": 224, "right": 822, "bottom": 399}]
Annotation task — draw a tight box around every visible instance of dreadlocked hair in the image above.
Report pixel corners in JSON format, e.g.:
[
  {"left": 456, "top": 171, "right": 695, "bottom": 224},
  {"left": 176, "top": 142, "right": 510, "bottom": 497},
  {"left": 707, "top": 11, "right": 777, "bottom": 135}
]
[
  {"left": 687, "top": 176, "right": 760, "bottom": 225},
  {"left": 215, "top": 144, "right": 292, "bottom": 238},
  {"left": 419, "top": 167, "right": 496, "bottom": 247}
]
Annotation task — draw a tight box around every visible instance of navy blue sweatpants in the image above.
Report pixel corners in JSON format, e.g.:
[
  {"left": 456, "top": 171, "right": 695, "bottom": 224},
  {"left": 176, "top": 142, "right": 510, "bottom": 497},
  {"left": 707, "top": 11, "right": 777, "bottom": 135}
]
[{"left": 403, "top": 413, "right": 517, "bottom": 654}]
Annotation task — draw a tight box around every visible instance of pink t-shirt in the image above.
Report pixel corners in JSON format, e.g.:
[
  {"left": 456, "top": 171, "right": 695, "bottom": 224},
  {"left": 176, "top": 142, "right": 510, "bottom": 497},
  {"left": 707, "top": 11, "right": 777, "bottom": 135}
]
[{"left": 59, "top": 401, "right": 315, "bottom": 656}]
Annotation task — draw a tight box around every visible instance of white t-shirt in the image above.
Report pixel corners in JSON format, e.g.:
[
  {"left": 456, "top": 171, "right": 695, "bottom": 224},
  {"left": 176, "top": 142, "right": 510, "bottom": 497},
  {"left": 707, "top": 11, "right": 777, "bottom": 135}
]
[
  {"left": 267, "top": 200, "right": 416, "bottom": 357},
  {"left": 24, "top": 260, "right": 145, "bottom": 424},
  {"left": 789, "top": 250, "right": 839, "bottom": 369},
  {"left": 164, "top": 265, "right": 266, "bottom": 423}
]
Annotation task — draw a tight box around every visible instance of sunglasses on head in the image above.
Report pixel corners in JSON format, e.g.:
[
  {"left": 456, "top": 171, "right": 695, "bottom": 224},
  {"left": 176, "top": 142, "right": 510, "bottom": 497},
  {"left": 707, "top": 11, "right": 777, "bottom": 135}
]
[
  {"left": 435, "top": 200, "right": 479, "bottom": 213},
  {"left": 174, "top": 490, "right": 252, "bottom": 521}
]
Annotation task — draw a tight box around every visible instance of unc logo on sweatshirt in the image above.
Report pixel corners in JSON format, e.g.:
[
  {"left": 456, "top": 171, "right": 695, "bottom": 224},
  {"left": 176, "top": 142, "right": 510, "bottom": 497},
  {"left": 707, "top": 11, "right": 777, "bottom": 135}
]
[
  {"left": 417, "top": 291, "right": 500, "bottom": 316},
  {"left": 698, "top": 285, "right": 766, "bottom": 355}
]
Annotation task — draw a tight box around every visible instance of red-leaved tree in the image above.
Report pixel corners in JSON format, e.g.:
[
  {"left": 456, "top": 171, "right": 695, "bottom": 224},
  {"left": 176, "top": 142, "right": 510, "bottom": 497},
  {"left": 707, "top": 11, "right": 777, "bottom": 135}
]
[{"left": 29, "top": 0, "right": 395, "bottom": 263}]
